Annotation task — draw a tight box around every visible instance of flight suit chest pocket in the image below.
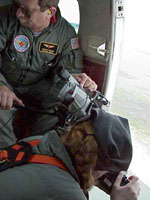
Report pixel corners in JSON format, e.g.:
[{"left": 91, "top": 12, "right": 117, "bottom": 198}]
[
  {"left": 2, "top": 48, "right": 18, "bottom": 73},
  {"left": 41, "top": 54, "right": 61, "bottom": 76}
]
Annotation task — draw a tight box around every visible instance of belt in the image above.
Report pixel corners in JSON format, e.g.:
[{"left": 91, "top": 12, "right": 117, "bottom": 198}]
[{"left": 0, "top": 139, "right": 68, "bottom": 172}]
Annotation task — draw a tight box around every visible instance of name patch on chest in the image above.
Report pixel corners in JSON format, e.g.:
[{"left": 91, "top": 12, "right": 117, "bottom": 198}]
[{"left": 39, "top": 41, "right": 58, "bottom": 55}]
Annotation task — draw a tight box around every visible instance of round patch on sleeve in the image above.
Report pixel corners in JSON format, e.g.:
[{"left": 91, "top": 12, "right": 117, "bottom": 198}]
[{"left": 14, "top": 35, "right": 30, "bottom": 52}]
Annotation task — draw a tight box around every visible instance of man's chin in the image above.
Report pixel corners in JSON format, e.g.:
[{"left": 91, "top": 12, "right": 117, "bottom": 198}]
[{"left": 19, "top": 19, "right": 28, "bottom": 26}]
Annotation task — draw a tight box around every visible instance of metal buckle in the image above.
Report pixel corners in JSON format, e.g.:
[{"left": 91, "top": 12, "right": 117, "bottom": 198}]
[
  {"left": 0, "top": 150, "right": 6, "bottom": 164},
  {"left": 0, "top": 159, "right": 6, "bottom": 164}
]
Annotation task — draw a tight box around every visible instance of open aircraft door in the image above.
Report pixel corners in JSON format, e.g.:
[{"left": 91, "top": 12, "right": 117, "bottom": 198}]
[{"left": 77, "top": 0, "right": 125, "bottom": 104}]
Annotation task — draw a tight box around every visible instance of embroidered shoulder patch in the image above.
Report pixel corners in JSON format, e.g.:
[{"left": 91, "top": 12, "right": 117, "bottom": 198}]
[
  {"left": 39, "top": 41, "right": 58, "bottom": 55},
  {"left": 14, "top": 35, "right": 30, "bottom": 53},
  {"left": 71, "top": 38, "right": 79, "bottom": 50}
]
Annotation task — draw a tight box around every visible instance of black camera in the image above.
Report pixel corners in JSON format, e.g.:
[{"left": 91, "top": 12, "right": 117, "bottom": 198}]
[{"left": 97, "top": 172, "right": 130, "bottom": 194}]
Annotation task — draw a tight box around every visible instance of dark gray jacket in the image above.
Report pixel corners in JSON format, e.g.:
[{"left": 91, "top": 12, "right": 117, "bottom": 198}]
[
  {"left": 0, "top": 131, "right": 87, "bottom": 200},
  {"left": 28, "top": 131, "right": 79, "bottom": 183}
]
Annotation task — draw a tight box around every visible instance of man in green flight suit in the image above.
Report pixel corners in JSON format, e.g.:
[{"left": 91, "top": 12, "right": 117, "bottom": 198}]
[{"left": 0, "top": 0, "right": 97, "bottom": 147}]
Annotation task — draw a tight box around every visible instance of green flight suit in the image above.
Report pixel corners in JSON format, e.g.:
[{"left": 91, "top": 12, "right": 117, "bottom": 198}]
[
  {"left": 0, "top": 131, "right": 87, "bottom": 200},
  {"left": 0, "top": 5, "right": 83, "bottom": 146}
]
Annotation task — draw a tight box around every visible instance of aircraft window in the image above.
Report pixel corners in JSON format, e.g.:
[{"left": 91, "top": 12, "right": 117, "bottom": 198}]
[{"left": 59, "top": 0, "right": 80, "bottom": 33}]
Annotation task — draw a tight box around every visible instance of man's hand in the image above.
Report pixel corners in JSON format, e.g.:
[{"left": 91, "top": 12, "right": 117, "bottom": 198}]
[
  {"left": 111, "top": 172, "right": 140, "bottom": 200},
  {"left": 73, "top": 73, "right": 97, "bottom": 91},
  {"left": 0, "top": 86, "right": 24, "bottom": 110}
]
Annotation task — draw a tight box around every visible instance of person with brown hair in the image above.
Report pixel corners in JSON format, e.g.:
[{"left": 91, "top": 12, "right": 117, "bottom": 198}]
[{"left": 0, "top": 108, "right": 140, "bottom": 200}]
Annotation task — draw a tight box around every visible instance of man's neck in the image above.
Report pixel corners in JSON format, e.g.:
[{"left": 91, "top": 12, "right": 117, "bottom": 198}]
[
  {"left": 31, "top": 21, "right": 50, "bottom": 33},
  {"left": 33, "top": 31, "right": 41, "bottom": 37}
]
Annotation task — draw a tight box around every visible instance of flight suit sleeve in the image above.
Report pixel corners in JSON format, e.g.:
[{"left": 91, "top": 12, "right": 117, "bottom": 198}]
[
  {"left": 0, "top": 55, "right": 8, "bottom": 87},
  {"left": 0, "top": 74, "right": 8, "bottom": 86},
  {"left": 0, "top": 11, "right": 10, "bottom": 87},
  {"left": 56, "top": 23, "right": 84, "bottom": 74},
  {"left": 57, "top": 40, "right": 83, "bottom": 74}
]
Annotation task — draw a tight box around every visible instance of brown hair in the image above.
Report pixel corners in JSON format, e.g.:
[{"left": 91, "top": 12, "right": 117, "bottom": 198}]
[
  {"left": 38, "top": 0, "right": 60, "bottom": 11},
  {"left": 62, "top": 120, "right": 98, "bottom": 190}
]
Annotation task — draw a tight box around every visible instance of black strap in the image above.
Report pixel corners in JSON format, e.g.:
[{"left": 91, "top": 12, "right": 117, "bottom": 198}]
[{"left": 0, "top": 141, "right": 32, "bottom": 172}]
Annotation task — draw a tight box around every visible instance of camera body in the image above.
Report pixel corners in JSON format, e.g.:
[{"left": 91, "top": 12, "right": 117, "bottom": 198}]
[
  {"left": 97, "top": 172, "right": 130, "bottom": 194},
  {"left": 51, "top": 67, "right": 109, "bottom": 125}
]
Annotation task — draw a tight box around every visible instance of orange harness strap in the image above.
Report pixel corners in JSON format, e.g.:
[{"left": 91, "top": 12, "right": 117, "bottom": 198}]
[
  {"left": 27, "top": 140, "right": 68, "bottom": 172},
  {"left": 27, "top": 140, "right": 41, "bottom": 146},
  {"left": 0, "top": 139, "right": 69, "bottom": 173},
  {"left": 28, "top": 154, "right": 69, "bottom": 172}
]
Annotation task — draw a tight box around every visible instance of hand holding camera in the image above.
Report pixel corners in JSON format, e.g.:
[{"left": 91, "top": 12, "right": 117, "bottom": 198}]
[
  {"left": 111, "top": 172, "right": 140, "bottom": 200},
  {"left": 98, "top": 171, "right": 129, "bottom": 194}
]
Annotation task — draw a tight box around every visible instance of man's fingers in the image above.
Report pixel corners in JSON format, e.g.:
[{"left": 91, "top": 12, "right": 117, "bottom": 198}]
[
  {"left": 73, "top": 73, "right": 97, "bottom": 91},
  {"left": 83, "top": 77, "right": 92, "bottom": 87},
  {"left": 83, "top": 79, "right": 97, "bottom": 91},
  {"left": 87, "top": 81, "right": 97, "bottom": 91},
  {"left": 0, "top": 95, "right": 24, "bottom": 110},
  {"left": 6, "top": 96, "right": 14, "bottom": 110},
  {"left": 73, "top": 73, "right": 88, "bottom": 87},
  {"left": 0, "top": 86, "right": 24, "bottom": 109},
  {"left": 73, "top": 75, "right": 82, "bottom": 83},
  {"left": 1, "top": 93, "right": 7, "bottom": 109},
  {"left": 78, "top": 74, "right": 87, "bottom": 87},
  {"left": 14, "top": 96, "right": 25, "bottom": 107}
]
